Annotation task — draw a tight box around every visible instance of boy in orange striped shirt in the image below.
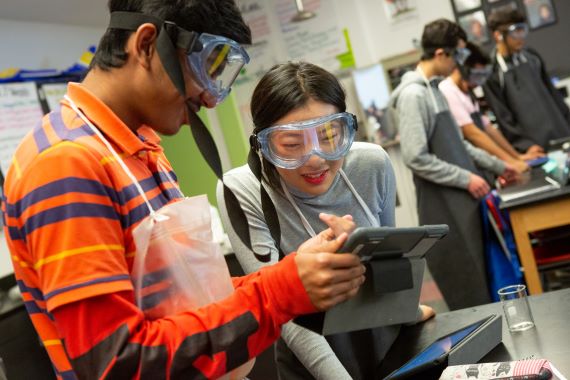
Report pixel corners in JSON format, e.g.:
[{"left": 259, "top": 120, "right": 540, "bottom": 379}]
[{"left": 1, "top": 1, "right": 366, "bottom": 379}]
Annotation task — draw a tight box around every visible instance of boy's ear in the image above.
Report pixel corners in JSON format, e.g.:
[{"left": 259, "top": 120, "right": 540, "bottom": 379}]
[
  {"left": 494, "top": 30, "right": 503, "bottom": 42},
  {"left": 132, "top": 23, "right": 159, "bottom": 69},
  {"left": 434, "top": 48, "right": 446, "bottom": 58}
]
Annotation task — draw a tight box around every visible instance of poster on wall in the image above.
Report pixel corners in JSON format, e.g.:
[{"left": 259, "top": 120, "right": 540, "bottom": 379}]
[
  {"left": 352, "top": 64, "right": 395, "bottom": 144},
  {"left": 234, "top": 0, "right": 284, "bottom": 131},
  {"left": 236, "top": 0, "right": 282, "bottom": 85},
  {"left": 452, "top": 0, "right": 482, "bottom": 13},
  {"left": 233, "top": 0, "right": 347, "bottom": 133},
  {"left": 459, "top": 10, "right": 490, "bottom": 45},
  {"left": 0, "top": 82, "right": 44, "bottom": 175},
  {"left": 523, "top": 0, "right": 557, "bottom": 30},
  {"left": 38, "top": 82, "right": 68, "bottom": 112},
  {"left": 382, "top": 0, "right": 419, "bottom": 23},
  {"left": 275, "top": 0, "right": 346, "bottom": 73},
  {"left": 488, "top": 1, "right": 519, "bottom": 19}
]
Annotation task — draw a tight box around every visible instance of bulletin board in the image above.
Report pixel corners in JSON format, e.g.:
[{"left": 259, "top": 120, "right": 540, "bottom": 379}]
[
  {"left": 451, "top": 0, "right": 570, "bottom": 79},
  {"left": 233, "top": 0, "right": 352, "bottom": 133},
  {"left": 0, "top": 80, "right": 70, "bottom": 176},
  {"left": 450, "top": 0, "right": 558, "bottom": 48},
  {"left": 0, "top": 82, "right": 45, "bottom": 175}
]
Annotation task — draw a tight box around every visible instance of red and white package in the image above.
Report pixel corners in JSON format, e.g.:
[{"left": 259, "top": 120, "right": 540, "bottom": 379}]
[{"left": 439, "top": 359, "right": 567, "bottom": 380}]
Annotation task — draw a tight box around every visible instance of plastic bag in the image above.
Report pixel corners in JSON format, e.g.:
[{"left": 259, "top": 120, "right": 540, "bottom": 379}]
[{"left": 131, "top": 194, "right": 254, "bottom": 379}]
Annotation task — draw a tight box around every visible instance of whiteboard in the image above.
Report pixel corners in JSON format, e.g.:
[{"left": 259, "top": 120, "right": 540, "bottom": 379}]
[
  {"left": 0, "top": 232, "right": 14, "bottom": 278},
  {"left": 0, "top": 82, "right": 44, "bottom": 175},
  {"left": 39, "top": 82, "right": 67, "bottom": 112}
]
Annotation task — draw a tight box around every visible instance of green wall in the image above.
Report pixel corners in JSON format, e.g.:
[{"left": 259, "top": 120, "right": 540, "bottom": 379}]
[{"left": 160, "top": 92, "right": 249, "bottom": 206}]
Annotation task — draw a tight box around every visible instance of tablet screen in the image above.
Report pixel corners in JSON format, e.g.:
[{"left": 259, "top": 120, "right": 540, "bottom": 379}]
[{"left": 386, "top": 318, "right": 488, "bottom": 379}]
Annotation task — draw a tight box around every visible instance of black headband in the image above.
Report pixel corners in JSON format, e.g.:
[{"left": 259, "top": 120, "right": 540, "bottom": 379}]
[{"left": 108, "top": 11, "right": 203, "bottom": 97}]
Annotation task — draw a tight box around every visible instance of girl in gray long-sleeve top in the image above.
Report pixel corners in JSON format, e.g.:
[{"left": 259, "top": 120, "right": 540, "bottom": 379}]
[{"left": 217, "top": 62, "right": 434, "bottom": 380}]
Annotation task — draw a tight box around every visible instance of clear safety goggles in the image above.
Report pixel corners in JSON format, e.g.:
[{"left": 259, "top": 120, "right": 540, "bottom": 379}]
[
  {"left": 108, "top": 12, "right": 249, "bottom": 104},
  {"left": 187, "top": 33, "right": 250, "bottom": 104},
  {"left": 452, "top": 47, "right": 472, "bottom": 66},
  {"left": 254, "top": 112, "right": 357, "bottom": 169},
  {"left": 469, "top": 66, "right": 493, "bottom": 87},
  {"left": 506, "top": 23, "right": 529, "bottom": 40}
]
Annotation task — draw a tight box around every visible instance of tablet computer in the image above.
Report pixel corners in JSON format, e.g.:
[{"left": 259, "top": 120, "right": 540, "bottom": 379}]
[
  {"left": 339, "top": 225, "right": 449, "bottom": 262},
  {"left": 526, "top": 156, "right": 549, "bottom": 168},
  {"left": 384, "top": 314, "right": 502, "bottom": 380},
  {"left": 300, "top": 225, "right": 449, "bottom": 335}
]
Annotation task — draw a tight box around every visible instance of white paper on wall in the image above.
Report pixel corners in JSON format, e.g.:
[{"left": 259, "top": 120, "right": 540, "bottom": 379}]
[
  {"left": 0, "top": 82, "right": 44, "bottom": 175},
  {"left": 39, "top": 82, "right": 68, "bottom": 112},
  {"left": 275, "top": 0, "right": 346, "bottom": 73}
]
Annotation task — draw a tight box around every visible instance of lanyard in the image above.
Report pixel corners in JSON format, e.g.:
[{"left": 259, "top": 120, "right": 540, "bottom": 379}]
[
  {"left": 63, "top": 94, "right": 182, "bottom": 221},
  {"left": 280, "top": 169, "right": 378, "bottom": 238},
  {"left": 496, "top": 51, "right": 528, "bottom": 73},
  {"left": 417, "top": 66, "right": 440, "bottom": 113},
  {"left": 496, "top": 52, "right": 529, "bottom": 88}
]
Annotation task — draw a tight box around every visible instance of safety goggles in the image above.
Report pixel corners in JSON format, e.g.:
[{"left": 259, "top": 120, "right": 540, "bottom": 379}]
[
  {"left": 460, "top": 64, "right": 493, "bottom": 87},
  {"left": 254, "top": 112, "right": 357, "bottom": 169},
  {"left": 451, "top": 47, "right": 472, "bottom": 66},
  {"left": 505, "top": 23, "right": 529, "bottom": 40},
  {"left": 468, "top": 66, "right": 492, "bottom": 87},
  {"left": 108, "top": 12, "right": 249, "bottom": 104},
  {"left": 188, "top": 33, "right": 250, "bottom": 104}
]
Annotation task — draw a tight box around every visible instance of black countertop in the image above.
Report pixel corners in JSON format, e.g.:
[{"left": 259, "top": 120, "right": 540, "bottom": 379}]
[{"left": 379, "top": 288, "right": 570, "bottom": 378}]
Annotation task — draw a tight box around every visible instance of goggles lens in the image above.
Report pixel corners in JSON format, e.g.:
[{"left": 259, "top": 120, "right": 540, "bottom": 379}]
[
  {"left": 453, "top": 47, "right": 472, "bottom": 66},
  {"left": 468, "top": 66, "right": 492, "bottom": 87},
  {"left": 256, "top": 113, "right": 357, "bottom": 169},
  {"left": 188, "top": 33, "right": 250, "bottom": 104},
  {"left": 507, "top": 23, "right": 529, "bottom": 40}
]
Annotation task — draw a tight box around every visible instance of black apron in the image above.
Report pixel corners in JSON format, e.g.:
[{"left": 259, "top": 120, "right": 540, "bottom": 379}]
[
  {"left": 498, "top": 53, "right": 570, "bottom": 148},
  {"left": 413, "top": 89, "right": 491, "bottom": 310}
]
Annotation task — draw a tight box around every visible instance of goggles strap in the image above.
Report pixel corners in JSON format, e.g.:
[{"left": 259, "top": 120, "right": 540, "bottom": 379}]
[
  {"left": 109, "top": 11, "right": 162, "bottom": 30},
  {"left": 188, "top": 107, "right": 282, "bottom": 262},
  {"left": 458, "top": 63, "right": 470, "bottom": 81},
  {"left": 247, "top": 150, "right": 286, "bottom": 260},
  {"left": 156, "top": 23, "right": 187, "bottom": 97},
  {"left": 108, "top": 12, "right": 191, "bottom": 97}
]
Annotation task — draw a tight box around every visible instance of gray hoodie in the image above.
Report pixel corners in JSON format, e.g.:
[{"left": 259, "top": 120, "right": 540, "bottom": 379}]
[{"left": 390, "top": 70, "right": 505, "bottom": 188}]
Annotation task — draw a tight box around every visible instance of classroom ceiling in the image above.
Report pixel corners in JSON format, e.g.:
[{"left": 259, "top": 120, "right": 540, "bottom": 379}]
[{"left": 0, "top": 0, "right": 107, "bottom": 28}]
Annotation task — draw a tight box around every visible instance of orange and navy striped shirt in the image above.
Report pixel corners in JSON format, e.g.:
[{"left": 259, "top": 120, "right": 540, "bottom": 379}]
[{"left": 1, "top": 83, "right": 315, "bottom": 379}]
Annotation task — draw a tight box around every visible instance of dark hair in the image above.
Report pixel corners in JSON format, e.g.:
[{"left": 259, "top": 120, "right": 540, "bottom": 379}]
[
  {"left": 91, "top": 0, "right": 251, "bottom": 71},
  {"left": 421, "top": 19, "right": 467, "bottom": 60},
  {"left": 488, "top": 8, "right": 526, "bottom": 32},
  {"left": 250, "top": 61, "right": 346, "bottom": 188},
  {"left": 464, "top": 42, "right": 490, "bottom": 68}
]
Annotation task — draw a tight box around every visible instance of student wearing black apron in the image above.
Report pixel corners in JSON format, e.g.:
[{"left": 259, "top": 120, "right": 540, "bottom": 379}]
[
  {"left": 484, "top": 8, "right": 570, "bottom": 152},
  {"left": 439, "top": 42, "right": 532, "bottom": 179},
  {"left": 390, "top": 19, "right": 516, "bottom": 310}
]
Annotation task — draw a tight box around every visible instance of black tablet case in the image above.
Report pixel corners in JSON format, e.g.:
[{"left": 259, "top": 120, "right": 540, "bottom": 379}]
[
  {"left": 386, "top": 314, "right": 503, "bottom": 380},
  {"left": 295, "top": 225, "right": 448, "bottom": 335}
]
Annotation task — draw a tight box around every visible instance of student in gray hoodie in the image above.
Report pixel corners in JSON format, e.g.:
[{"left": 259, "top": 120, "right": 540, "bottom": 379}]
[{"left": 390, "top": 19, "right": 517, "bottom": 310}]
